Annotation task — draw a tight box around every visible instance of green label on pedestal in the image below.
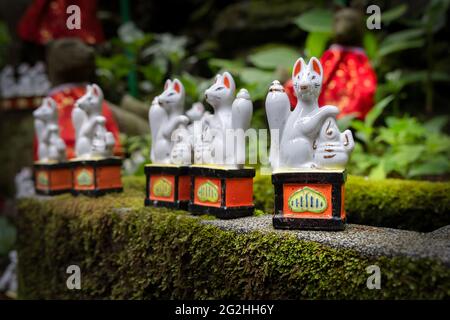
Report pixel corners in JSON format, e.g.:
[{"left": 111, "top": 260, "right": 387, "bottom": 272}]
[
  {"left": 37, "top": 171, "right": 49, "bottom": 186},
  {"left": 77, "top": 169, "right": 93, "bottom": 186},
  {"left": 197, "top": 181, "right": 219, "bottom": 203},
  {"left": 152, "top": 178, "right": 172, "bottom": 197},
  {"left": 288, "top": 187, "right": 327, "bottom": 213}
]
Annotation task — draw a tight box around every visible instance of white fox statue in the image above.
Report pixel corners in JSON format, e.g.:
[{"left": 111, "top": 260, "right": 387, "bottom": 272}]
[
  {"left": 33, "top": 97, "right": 66, "bottom": 162},
  {"left": 72, "top": 84, "right": 115, "bottom": 158},
  {"left": 195, "top": 72, "right": 253, "bottom": 167},
  {"left": 149, "top": 79, "right": 202, "bottom": 165},
  {"left": 265, "top": 57, "right": 354, "bottom": 171}
]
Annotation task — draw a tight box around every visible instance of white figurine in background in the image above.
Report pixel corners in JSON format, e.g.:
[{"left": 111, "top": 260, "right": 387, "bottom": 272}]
[
  {"left": 17, "top": 63, "right": 34, "bottom": 97},
  {"left": 149, "top": 79, "right": 193, "bottom": 164},
  {"left": 30, "top": 62, "right": 51, "bottom": 96},
  {"left": 265, "top": 57, "right": 353, "bottom": 170},
  {"left": 72, "top": 84, "right": 115, "bottom": 158},
  {"left": 0, "top": 65, "right": 17, "bottom": 98},
  {"left": 0, "top": 251, "right": 17, "bottom": 298},
  {"left": 33, "top": 97, "right": 66, "bottom": 162},
  {"left": 15, "top": 167, "right": 35, "bottom": 199},
  {"left": 196, "top": 72, "right": 253, "bottom": 167}
]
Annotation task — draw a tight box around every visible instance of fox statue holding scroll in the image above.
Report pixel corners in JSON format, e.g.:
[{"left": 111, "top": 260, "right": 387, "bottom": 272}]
[
  {"left": 33, "top": 97, "right": 66, "bottom": 162},
  {"left": 195, "top": 72, "right": 253, "bottom": 167},
  {"left": 149, "top": 79, "right": 201, "bottom": 165},
  {"left": 72, "top": 84, "right": 116, "bottom": 158},
  {"left": 265, "top": 57, "right": 354, "bottom": 170}
]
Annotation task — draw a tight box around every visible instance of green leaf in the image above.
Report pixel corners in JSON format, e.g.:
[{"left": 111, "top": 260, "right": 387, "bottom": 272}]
[
  {"left": 248, "top": 45, "right": 299, "bottom": 70},
  {"left": 381, "top": 28, "right": 424, "bottom": 47},
  {"left": 0, "top": 217, "right": 16, "bottom": 255},
  {"left": 424, "top": 116, "right": 449, "bottom": 133},
  {"left": 382, "top": 4, "right": 408, "bottom": 24},
  {"left": 208, "top": 58, "right": 245, "bottom": 74},
  {"left": 408, "top": 157, "right": 449, "bottom": 177},
  {"left": 369, "top": 161, "right": 386, "bottom": 180},
  {"left": 363, "top": 32, "right": 378, "bottom": 60},
  {"left": 293, "top": 9, "right": 333, "bottom": 33},
  {"left": 305, "top": 32, "right": 331, "bottom": 58},
  {"left": 240, "top": 68, "right": 274, "bottom": 84},
  {"left": 365, "top": 95, "right": 394, "bottom": 128},
  {"left": 379, "top": 39, "right": 424, "bottom": 57}
]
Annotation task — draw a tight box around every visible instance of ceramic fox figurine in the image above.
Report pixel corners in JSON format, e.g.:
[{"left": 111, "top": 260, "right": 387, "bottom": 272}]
[
  {"left": 33, "top": 97, "right": 66, "bottom": 162},
  {"left": 72, "top": 84, "right": 115, "bottom": 158},
  {"left": 265, "top": 57, "right": 353, "bottom": 170},
  {"left": 149, "top": 79, "right": 197, "bottom": 165},
  {"left": 0, "top": 65, "right": 17, "bottom": 98},
  {"left": 314, "top": 117, "right": 355, "bottom": 169},
  {"left": 197, "top": 72, "right": 253, "bottom": 167}
]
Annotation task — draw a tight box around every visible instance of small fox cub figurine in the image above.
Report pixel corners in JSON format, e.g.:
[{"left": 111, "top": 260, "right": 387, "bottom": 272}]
[
  {"left": 72, "top": 84, "right": 115, "bottom": 158},
  {"left": 149, "top": 79, "right": 200, "bottom": 165},
  {"left": 33, "top": 97, "right": 66, "bottom": 162},
  {"left": 265, "top": 57, "right": 354, "bottom": 170},
  {"left": 196, "top": 72, "right": 253, "bottom": 166}
]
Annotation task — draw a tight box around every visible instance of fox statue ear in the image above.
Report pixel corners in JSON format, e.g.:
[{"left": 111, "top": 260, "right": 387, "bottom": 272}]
[
  {"left": 292, "top": 57, "right": 306, "bottom": 78},
  {"left": 172, "top": 79, "right": 184, "bottom": 94},
  {"left": 164, "top": 79, "right": 172, "bottom": 90},
  {"left": 222, "top": 71, "right": 235, "bottom": 91},
  {"left": 47, "top": 97, "right": 56, "bottom": 110},
  {"left": 308, "top": 57, "right": 322, "bottom": 76},
  {"left": 91, "top": 84, "right": 103, "bottom": 99}
]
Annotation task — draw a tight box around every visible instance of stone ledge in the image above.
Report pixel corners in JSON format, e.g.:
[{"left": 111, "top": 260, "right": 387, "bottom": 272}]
[{"left": 202, "top": 215, "right": 450, "bottom": 266}]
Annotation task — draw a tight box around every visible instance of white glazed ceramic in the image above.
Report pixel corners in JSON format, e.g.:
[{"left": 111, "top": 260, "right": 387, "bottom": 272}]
[
  {"left": 265, "top": 57, "right": 354, "bottom": 171},
  {"left": 33, "top": 97, "right": 67, "bottom": 162},
  {"left": 72, "top": 84, "right": 115, "bottom": 158},
  {"left": 149, "top": 79, "right": 204, "bottom": 165},
  {"left": 194, "top": 72, "right": 253, "bottom": 167}
]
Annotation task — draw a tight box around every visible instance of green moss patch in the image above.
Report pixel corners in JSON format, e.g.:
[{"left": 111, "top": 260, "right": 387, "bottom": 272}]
[{"left": 16, "top": 188, "right": 450, "bottom": 299}]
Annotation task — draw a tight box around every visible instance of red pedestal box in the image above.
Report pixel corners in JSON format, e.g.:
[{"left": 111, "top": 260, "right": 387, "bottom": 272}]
[
  {"left": 33, "top": 161, "right": 72, "bottom": 195},
  {"left": 188, "top": 165, "right": 255, "bottom": 219},
  {"left": 144, "top": 164, "right": 190, "bottom": 210},
  {"left": 272, "top": 170, "right": 346, "bottom": 231},
  {"left": 70, "top": 157, "right": 123, "bottom": 196}
]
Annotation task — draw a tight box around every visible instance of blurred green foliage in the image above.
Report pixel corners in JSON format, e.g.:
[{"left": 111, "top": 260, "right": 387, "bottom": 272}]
[
  {"left": 0, "top": 217, "right": 16, "bottom": 256},
  {"left": 94, "top": 1, "right": 450, "bottom": 181}
]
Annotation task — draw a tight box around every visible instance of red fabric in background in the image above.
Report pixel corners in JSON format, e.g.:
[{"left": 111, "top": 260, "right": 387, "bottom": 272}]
[
  {"left": 33, "top": 85, "right": 121, "bottom": 160},
  {"left": 17, "top": 0, "right": 104, "bottom": 45},
  {"left": 284, "top": 45, "right": 377, "bottom": 119}
]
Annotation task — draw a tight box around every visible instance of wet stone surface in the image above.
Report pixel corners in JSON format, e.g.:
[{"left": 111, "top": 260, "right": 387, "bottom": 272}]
[{"left": 201, "top": 214, "right": 450, "bottom": 266}]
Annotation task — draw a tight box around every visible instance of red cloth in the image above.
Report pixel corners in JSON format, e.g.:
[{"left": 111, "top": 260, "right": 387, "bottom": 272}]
[
  {"left": 17, "top": 0, "right": 104, "bottom": 45},
  {"left": 33, "top": 84, "right": 122, "bottom": 160},
  {"left": 284, "top": 45, "right": 377, "bottom": 119}
]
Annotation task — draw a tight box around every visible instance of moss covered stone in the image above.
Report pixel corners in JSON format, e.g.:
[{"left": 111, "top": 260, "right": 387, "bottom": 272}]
[
  {"left": 254, "top": 174, "right": 450, "bottom": 232},
  {"left": 16, "top": 180, "right": 450, "bottom": 299}
]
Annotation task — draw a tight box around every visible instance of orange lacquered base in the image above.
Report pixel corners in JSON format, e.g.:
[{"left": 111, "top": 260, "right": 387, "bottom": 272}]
[
  {"left": 144, "top": 164, "right": 190, "bottom": 210},
  {"left": 188, "top": 166, "right": 255, "bottom": 219},
  {"left": 70, "top": 157, "right": 123, "bottom": 196},
  {"left": 33, "top": 162, "right": 72, "bottom": 195},
  {"left": 272, "top": 170, "right": 346, "bottom": 231}
]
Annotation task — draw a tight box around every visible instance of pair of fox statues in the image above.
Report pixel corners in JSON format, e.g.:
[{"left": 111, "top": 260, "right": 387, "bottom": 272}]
[
  {"left": 33, "top": 83, "right": 122, "bottom": 196},
  {"left": 34, "top": 56, "right": 354, "bottom": 230}
]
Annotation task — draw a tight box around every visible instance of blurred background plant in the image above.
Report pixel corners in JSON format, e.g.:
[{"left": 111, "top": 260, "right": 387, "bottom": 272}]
[
  {"left": 95, "top": 0, "right": 449, "bottom": 180},
  {"left": 1, "top": 0, "right": 448, "bottom": 181}
]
